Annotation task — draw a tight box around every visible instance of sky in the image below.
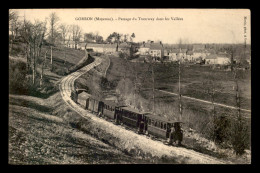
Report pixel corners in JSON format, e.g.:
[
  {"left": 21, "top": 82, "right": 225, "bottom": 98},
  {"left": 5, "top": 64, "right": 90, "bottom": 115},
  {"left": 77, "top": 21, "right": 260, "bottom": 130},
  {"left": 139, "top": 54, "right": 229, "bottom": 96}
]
[{"left": 12, "top": 9, "right": 251, "bottom": 44}]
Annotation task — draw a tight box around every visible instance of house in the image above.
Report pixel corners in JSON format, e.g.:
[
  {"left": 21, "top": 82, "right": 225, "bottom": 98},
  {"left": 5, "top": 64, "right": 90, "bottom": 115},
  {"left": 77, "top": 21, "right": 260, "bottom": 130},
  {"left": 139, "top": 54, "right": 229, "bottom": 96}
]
[
  {"left": 67, "top": 40, "right": 77, "bottom": 49},
  {"left": 118, "top": 42, "right": 131, "bottom": 55},
  {"left": 168, "top": 48, "right": 187, "bottom": 61},
  {"left": 86, "top": 43, "right": 104, "bottom": 53},
  {"left": 217, "top": 56, "right": 231, "bottom": 65},
  {"left": 193, "top": 50, "right": 207, "bottom": 60},
  {"left": 130, "top": 43, "right": 140, "bottom": 54},
  {"left": 216, "top": 53, "right": 231, "bottom": 65},
  {"left": 78, "top": 42, "right": 87, "bottom": 50},
  {"left": 103, "top": 44, "right": 117, "bottom": 53},
  {"left": 138, "top": 42, "right": 164, "bottom": 58},
  {"left": 177, "top": 48, "right": 187, "bottom": 60},
  {"left": 205, "top": 53, "right": 230, "bottom": 65},
  {"left": 138, "top": 43, "right": 150, "bottom": 55},
  {"left": 85, "top": 43, "right": 132, "bottom": 55},
  {"left": 149, "top": 43, "right": 164, "bottom": 58},
  {"left": 168, "top": 49, "right": 179, "bottom": 61},
  {"left": 186, "top": 50, "right": 194, "bottom": 61},
  {"left": 86, "top": 43, "right": 117, "bottom": 53},
  {"left": 205, "top": 54, "right": 217, "bottom": 64},
  {"left": 164, "top": 50, "right": 169, "bottom": 57}
]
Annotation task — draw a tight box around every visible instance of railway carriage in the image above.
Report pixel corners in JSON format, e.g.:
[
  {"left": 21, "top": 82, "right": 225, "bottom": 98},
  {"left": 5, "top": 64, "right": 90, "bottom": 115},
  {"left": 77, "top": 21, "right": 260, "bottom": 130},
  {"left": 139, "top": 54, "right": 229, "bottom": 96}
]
[
  {"left": 144, "top": 113, "right": 175, "bottom": 140},
  {"left": 76, "top": 89, "right": 90, "bottom": 109},
  {"left": 87, "top": 95, "right": 102, "bottom": 114},
  {"left": 100, "top": 100, "right": 125, "bottom": 120},
  {"left": 120, "top": 107, "right": 146, "bottom": 133}
]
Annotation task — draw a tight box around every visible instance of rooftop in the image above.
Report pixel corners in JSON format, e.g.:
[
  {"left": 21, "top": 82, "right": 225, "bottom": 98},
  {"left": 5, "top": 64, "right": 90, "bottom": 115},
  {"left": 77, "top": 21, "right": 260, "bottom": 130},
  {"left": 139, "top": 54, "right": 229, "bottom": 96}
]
[
  {"left": 187, "top": 50, "right": 194, "bottom": 55},
  {"left": 122, "top": 106, "right": 146, "bottom": 114},
  {"left": 102, "top": 99, "right": 125, "bottom": 107},
  {"left": 118, "top": 42, "right": 131, "bottom": 48},
  {"left": 89, "top": 95, "right": 102, "bottom": 101},
  {"left": 86, "top": 43, "right": 117, "bottom": 48},
  {"left": 144, "top": 113, "right": 176, "bottom": 123},
  {"left": 206, "top": 54, "right": 217, "bottom": 59},
  {"left": 150, "top": 43, "right": 164, "bottom": 50},
  {"left": 140, "top": 43, "right": 163, "bottom": 50}
]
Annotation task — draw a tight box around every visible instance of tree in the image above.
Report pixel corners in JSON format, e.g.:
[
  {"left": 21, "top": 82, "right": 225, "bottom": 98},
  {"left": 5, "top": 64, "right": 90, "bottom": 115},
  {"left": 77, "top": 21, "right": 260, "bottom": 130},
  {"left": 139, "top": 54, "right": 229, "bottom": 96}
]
[
  {"left": 59, "top": 23, "right": 69, "bottom": 45},
  {"left": 203, "top": 74, "right": 225, "bottom": 144},
  {"left": 230, "top": 56, "right": 250, "bottom": 155},
  {"left": 123, "top": 34, "right": 129, "bottom": 43},
  {"left": 9, "top": 10, "right": 20, "bottom": 54},
  {"left": 106, "top": 32, "right": 122, "bottom": 51},
  {"left": 48, "top": 12, "right": 60, "bottom": 45},
  {"left": 84, "top": 32, "right": 95, "bottom": 42},
  {"left": 84, "top": 32, "right": 103, "bottom": 43},
  {"left": 95, "top": 35, "right": 104, "bottom": 43},
  {"left": 130, "top": 33, "right": 135, "bottom": 42},
  {"left": 71, "top": 25, "right": 82, "bottom": 49},
  {"left": 20, "top": 19, "right": 47, "bottom": 84}
]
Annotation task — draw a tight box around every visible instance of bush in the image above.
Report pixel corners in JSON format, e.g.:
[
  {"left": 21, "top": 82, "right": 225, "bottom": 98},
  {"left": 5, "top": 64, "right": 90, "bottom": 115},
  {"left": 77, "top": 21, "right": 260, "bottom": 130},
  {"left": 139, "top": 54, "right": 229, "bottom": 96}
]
[
  {"left": 119, "top": 52, "right": 129, "bottom": 59},
  {"left": 36, "top": 56, "right": 44, "bottom": 64},
  {"left": 230, "top": 118, "right": 250, "bottom": 155},
  {"left": 100, "top": 77, "right": 109, "bottom": 89},
  {"left": 205, "top": 114, "right": 250, "bottom": 154},
  {"left": 209, "top": 115, "right": 231, "bottom": 145},
  {"left": 9, "top": 43, "right": 26, "bottom": 56},
  {"left": 9, "top": 59, "right": 28, "bottom": 94},
  {"left": 54, "top": 67, "right": 67, "bottom": 76}
]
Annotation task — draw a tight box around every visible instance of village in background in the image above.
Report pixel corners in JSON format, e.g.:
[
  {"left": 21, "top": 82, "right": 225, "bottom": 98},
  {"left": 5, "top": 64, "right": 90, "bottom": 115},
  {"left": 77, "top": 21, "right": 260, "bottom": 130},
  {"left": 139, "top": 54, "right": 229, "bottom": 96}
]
[{"left": 59, "top": 35, "right": 251, "bottom": 69}]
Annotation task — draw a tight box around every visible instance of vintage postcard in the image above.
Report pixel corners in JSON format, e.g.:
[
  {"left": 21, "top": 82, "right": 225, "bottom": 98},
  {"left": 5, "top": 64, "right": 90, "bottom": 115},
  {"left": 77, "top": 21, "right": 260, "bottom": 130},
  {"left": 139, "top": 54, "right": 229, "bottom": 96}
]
[{"left": 9, "top": 8, "right": 251, "bottom": 164}]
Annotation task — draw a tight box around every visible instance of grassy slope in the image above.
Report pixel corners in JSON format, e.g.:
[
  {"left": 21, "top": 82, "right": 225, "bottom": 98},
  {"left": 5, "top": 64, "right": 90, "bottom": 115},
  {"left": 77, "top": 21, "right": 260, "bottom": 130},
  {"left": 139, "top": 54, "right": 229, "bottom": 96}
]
[{"left": 9, "top": 94, "right": 150, "bottom": 164}]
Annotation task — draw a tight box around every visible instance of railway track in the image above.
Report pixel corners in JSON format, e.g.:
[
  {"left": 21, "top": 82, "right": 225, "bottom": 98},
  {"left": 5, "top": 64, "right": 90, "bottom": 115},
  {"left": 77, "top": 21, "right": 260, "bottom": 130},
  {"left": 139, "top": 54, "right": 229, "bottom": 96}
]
[{"left": 58, "top": 55, "right": 230, "bottom": 164}]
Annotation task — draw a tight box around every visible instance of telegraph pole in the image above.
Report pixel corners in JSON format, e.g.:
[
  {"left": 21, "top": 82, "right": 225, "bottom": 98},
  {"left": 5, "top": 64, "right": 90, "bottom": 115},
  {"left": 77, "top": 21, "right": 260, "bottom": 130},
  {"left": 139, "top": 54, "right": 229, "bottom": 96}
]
[
  {"left": 152, "top": 62, "right": 155, "bottom": 114},
  {"left": 50, "top": 46, "right": 53, "bottom": 71},
  {"left": 134, "top": 63, "right": 137, "bottom": 109},
  {"left": 179, "top": 59, "right": 182, "bottom": 121}
]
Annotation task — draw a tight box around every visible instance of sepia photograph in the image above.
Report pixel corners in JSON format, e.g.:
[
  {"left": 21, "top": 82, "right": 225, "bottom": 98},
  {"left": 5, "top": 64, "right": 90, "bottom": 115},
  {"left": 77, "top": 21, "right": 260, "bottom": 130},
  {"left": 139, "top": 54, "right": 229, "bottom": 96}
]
[{"left": 8, "top": 8, "right": 251, "bottom": 164}]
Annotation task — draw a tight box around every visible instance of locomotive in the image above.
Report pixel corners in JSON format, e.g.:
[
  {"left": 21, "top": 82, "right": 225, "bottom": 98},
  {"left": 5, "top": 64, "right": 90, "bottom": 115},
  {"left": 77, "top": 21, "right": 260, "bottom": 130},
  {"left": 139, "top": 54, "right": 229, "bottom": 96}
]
[{"left": 72, "top": 90, "right": 183, "bottom": 145}]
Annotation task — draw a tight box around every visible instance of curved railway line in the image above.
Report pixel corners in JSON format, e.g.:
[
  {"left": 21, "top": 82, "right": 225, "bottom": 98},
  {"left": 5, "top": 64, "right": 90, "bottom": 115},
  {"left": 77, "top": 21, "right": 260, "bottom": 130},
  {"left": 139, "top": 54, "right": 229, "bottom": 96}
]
[{"left": 58, "top": 55, "right": 230, "bottom": 164}]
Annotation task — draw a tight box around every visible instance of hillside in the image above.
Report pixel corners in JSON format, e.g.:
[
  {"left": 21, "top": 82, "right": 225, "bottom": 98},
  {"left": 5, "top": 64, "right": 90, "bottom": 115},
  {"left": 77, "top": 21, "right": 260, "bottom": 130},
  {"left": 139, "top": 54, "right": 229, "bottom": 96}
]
[{"left": 9, "top": 94, "right": 150, "bottom": 164}]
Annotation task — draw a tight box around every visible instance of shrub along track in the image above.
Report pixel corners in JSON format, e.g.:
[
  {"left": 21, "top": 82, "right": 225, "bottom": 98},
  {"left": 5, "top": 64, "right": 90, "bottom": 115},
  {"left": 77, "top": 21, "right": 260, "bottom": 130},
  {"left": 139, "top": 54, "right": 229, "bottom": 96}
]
[{"left": 58, "top": 55, "right": 230, "bottom": 164}]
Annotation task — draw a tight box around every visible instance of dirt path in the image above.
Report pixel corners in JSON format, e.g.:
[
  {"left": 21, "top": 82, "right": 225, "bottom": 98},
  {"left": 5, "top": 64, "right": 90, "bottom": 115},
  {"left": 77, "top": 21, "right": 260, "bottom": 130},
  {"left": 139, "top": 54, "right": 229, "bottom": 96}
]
[
  {"left": 157, "top": 89, "right": 251, "bottom": 114},
  {"left": 58, "top": 55, "right": 231, "bottom": 164}
]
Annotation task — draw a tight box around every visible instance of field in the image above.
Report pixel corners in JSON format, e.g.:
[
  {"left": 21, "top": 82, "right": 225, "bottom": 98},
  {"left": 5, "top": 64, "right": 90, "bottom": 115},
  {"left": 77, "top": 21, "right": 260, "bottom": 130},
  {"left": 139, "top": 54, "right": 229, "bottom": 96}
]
[
  {"left": 104, "top": 55, "right": 251, "bottom": 119},
  {"left": 101, "top": 54, "right": 251, "bottom": 162}
]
